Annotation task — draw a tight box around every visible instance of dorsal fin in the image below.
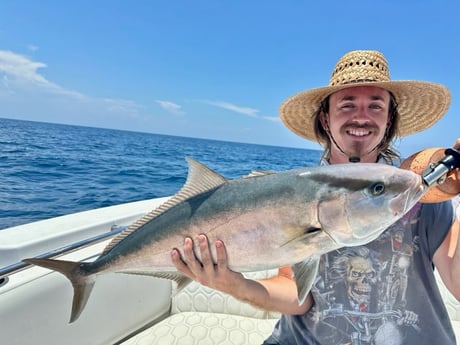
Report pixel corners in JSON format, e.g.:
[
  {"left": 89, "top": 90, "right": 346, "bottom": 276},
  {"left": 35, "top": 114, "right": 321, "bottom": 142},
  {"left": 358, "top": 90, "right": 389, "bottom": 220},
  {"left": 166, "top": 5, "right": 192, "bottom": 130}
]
[{"left": 102, "top": 157, "right": 228, "bottom": 254}]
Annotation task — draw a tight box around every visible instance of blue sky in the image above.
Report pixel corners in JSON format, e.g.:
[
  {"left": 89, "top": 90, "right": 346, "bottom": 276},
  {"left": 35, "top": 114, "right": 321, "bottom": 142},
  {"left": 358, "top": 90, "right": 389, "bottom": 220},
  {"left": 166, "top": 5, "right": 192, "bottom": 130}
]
[{"left": 0, "top": 1, "right": 458, "bottom": 156}]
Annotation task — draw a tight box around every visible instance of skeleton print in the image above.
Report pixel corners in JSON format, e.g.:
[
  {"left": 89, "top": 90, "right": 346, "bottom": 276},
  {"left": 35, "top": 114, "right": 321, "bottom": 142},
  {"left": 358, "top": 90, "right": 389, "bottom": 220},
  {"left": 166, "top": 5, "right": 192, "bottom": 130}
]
[{"left": 308, "top": 205, "right": 422, "bottom": 345}]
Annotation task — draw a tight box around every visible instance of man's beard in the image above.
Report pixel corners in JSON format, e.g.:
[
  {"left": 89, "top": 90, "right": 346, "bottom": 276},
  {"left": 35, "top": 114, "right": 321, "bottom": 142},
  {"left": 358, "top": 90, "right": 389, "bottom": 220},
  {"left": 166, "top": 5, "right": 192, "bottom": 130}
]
[
  {"left": 348, "top": 140, "right": 368, "bottom": 158},
  {"left": 340, "top": 123, "right": 382, "bottom": 161}
]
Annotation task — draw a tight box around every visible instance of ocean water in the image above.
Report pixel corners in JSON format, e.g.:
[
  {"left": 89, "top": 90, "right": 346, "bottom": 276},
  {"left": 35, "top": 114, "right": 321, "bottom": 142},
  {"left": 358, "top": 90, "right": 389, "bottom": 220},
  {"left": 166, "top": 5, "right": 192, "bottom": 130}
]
[{"left": 0, "top": 118, "right": 321, "bottom": 230}]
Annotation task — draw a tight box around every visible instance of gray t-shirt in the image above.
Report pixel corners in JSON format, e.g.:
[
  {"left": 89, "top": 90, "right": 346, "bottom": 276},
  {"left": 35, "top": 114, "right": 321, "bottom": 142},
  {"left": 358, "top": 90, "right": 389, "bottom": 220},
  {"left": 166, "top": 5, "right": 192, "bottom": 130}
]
[{"left": 263, "top": 200, "right": 456, "bottom": 345}]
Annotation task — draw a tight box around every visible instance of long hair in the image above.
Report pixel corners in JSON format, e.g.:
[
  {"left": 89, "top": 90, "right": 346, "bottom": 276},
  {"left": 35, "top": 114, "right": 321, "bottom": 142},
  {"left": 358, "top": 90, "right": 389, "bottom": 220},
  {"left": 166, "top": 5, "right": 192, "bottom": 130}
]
[{"left": 313, "top": 92, "right": 401, "bottom": 164}]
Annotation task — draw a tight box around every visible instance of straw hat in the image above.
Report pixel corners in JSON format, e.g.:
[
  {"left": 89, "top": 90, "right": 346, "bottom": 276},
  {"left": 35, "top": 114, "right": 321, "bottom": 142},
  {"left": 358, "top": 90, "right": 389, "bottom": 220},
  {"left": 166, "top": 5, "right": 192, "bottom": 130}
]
[{"left": 279, "top": 50, "right": 451, "bottom": 142}]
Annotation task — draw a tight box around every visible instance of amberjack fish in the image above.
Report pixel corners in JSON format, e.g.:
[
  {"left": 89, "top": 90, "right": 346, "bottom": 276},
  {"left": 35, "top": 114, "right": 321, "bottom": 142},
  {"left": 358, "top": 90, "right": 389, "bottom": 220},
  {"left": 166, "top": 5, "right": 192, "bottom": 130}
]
[{"left": 24, "top": 158, "right": 424, "bottom": 323}]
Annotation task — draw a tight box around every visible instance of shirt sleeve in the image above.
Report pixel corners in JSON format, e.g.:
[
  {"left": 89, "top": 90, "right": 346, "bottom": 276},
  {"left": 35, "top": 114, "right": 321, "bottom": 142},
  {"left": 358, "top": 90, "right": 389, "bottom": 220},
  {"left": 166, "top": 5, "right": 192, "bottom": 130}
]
[{"left": 420, "top": 200, "right": 455, "bottom": 260}]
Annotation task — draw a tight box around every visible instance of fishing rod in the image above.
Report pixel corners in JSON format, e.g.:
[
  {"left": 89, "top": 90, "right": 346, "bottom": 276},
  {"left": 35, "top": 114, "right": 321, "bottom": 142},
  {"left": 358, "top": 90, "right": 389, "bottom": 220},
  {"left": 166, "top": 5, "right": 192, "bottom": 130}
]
[{"left": 401, "top": 147, "right": 460, "bottom": 203}]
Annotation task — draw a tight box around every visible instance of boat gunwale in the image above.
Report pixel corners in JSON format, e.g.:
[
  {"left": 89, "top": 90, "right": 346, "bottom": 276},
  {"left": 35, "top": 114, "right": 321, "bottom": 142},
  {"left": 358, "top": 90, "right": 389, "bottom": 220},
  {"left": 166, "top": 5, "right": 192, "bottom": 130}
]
[{"left": 0, "top": 225, "right": 126, "bottom": 280}]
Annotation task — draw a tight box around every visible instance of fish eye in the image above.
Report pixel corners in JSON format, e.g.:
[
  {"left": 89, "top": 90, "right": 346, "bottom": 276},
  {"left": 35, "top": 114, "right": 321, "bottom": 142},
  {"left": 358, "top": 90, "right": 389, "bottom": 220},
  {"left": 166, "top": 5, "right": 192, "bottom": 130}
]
[{"left": 370, "top": 182, "right": 385, "bottom": 196}]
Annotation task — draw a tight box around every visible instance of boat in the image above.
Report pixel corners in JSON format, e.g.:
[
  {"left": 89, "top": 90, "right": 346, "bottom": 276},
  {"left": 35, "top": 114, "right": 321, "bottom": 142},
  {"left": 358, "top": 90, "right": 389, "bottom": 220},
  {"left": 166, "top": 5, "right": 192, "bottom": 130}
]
[{"left": 1, "top": 197, "right": 459, "bottom": 345}]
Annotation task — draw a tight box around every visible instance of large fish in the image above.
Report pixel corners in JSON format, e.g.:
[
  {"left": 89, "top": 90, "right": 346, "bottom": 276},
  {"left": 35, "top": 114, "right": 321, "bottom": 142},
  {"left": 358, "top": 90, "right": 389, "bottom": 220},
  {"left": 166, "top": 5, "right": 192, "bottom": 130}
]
[{"left": 24, "top": 158, "right": 424, "bottom": 323}]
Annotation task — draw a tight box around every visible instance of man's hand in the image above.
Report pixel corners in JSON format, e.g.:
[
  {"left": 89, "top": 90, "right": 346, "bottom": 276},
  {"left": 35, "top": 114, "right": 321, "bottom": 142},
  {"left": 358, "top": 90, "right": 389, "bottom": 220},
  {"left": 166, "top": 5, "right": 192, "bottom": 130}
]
[{"left": 171, "top": 234, "right": 246, "bottom": 295}]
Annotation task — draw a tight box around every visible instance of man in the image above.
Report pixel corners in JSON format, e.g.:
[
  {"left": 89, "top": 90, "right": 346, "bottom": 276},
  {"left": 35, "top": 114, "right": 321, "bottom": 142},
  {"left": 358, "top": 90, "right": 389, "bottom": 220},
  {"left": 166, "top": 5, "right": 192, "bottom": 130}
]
[{"left": 172, "top": 50, "right": 460, "bottom": 344}]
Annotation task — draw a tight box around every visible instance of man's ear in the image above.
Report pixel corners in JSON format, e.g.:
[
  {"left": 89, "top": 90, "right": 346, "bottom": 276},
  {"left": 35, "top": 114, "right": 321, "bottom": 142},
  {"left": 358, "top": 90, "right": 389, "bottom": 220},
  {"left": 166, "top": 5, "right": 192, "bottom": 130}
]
[
  {"left": 387, "top": 112, "right": 392, "bottom": 128},
  {"left": 320, "top": 113, "right": 329, "bottom": 131}
]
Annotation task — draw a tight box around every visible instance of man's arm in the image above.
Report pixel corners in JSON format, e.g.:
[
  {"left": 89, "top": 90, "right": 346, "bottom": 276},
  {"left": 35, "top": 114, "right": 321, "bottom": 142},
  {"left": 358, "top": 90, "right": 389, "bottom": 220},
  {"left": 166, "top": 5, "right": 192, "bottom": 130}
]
[
  {"left": 433, "top": 138, "right": 460, "bottom": 300},
  {"left": 171, "top": 234, "right": 312, "bottom": 315}
]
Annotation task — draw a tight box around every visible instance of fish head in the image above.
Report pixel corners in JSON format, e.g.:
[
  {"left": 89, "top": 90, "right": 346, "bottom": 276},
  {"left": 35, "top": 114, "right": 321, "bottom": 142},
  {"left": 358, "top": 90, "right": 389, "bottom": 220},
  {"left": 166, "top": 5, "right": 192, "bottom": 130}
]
[{"left": 313, "top": 163, "right": 424, "bottom": 247}]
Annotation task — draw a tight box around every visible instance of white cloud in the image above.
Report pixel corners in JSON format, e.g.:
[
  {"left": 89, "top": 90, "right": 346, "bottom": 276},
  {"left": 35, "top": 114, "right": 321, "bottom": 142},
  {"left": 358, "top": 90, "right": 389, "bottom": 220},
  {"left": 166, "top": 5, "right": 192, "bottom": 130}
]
[
  {"left": 0, "top": 50, "right": 49, "bottom": 84},
  {"left": 155, "top": 100, "right": 184, "bottom": 115},
  {"left": 0, "top": 50, "right": 84, "bottom": 98},
  {"left": 201, "top": 99, "right": 279, "bottom": 122},
  {"left": 202, "top": 100, "right": 259, "bottom": 117},
  {"left": 0, "top": 49, "right": 146, "bottom": 123},
  {"left": 262, "top": 116, "right": 280, "bottom": 122}
]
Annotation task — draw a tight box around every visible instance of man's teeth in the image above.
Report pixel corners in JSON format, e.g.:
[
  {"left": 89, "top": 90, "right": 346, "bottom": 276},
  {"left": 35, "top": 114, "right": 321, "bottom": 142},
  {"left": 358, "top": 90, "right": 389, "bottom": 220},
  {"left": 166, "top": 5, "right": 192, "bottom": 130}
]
[{"left": 347, "top": 129, "right": 370, "bottom": 136}]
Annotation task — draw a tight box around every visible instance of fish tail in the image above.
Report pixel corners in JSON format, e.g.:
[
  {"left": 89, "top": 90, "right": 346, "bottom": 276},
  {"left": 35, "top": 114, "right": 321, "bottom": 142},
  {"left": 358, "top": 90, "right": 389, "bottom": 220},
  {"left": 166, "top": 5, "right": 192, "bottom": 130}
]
[{"left": 23, "top": 258, "right": 95, "bottom": 323}]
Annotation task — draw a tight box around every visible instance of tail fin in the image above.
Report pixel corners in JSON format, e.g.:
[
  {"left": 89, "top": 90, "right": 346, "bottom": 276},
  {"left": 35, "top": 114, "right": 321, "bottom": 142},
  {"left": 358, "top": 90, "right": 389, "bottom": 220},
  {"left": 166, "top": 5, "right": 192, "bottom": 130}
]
[{"left": 23, "top": 258, "right": 95, "bottom": 323}]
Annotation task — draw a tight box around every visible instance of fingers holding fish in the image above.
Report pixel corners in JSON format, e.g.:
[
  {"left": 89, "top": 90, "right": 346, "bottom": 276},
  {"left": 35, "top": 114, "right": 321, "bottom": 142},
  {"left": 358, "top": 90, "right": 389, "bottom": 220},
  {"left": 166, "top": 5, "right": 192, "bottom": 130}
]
[
  {"left": 198, "top": 234, "right": 232, "bottom": 285},
  {"left": 198, "top": 234, "right": 215, "bottom": 277},
  {"left": 170, "top": 237, "right": 203, "bottom": 280},
  {"left": 183, "top": 237, "right": 203, "bottom": 274},
  {"left": 171, "top": 247, "right": 193, "bottom": 278},
  {"left": 170, "top": 235, "right": 215, "bottom": 286},
  {"left": 170, "top": 234, "right": 246, "bottom": 294},
  {"left": 186, "top": 234, "right": 228, "bottom": 287},
  {"left": 215, "top": 239, "right": 227, "bottom": 270},
  {"left": 202, "top": 237, "right": 247, "bottom": 294}
]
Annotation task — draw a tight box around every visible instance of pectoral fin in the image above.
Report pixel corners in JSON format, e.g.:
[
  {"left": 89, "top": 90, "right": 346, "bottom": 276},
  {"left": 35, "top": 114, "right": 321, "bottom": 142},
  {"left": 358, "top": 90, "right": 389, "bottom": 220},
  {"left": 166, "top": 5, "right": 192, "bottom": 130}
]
[{"left": 292, "top": 256, "right": 320, "bottom": 305}]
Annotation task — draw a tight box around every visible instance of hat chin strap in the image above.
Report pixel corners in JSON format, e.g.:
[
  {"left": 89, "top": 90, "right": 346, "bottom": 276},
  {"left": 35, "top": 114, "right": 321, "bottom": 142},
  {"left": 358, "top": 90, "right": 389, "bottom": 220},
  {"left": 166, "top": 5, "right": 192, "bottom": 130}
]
[
  {"left": 322, "top": 114, "right": 384, "bottom": 163},
  {"left": 326, "top": 128, "right": 381, "bottom": 163}
]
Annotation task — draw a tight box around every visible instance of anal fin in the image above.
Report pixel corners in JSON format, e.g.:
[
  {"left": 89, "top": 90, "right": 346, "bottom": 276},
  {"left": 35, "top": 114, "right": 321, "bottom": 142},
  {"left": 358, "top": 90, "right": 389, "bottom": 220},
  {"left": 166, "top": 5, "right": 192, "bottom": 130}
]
[{"left": 120, "top": 270, "right": 192, "bottom": 291}]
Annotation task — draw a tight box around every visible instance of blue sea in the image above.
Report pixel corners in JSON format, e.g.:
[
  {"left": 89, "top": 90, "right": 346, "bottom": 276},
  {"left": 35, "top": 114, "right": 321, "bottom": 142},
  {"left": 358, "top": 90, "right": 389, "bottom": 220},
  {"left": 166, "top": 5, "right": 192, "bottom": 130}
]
[{"left": 0, "top": 118, "right": 321, "bottom": 230}]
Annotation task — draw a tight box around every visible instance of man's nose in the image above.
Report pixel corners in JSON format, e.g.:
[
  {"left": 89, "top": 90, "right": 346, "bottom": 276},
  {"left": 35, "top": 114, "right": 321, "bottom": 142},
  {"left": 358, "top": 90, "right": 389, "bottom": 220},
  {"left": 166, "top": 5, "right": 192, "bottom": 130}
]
[{"left": 352, "top": 105, "right": 370, "bottom": 122}]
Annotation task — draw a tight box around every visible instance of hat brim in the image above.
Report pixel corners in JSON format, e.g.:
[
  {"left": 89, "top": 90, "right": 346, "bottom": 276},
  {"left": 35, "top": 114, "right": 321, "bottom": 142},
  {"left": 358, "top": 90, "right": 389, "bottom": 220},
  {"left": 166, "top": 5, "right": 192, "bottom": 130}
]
[{"left": 279, "top": 80, "right": 451, "bottom": 142}]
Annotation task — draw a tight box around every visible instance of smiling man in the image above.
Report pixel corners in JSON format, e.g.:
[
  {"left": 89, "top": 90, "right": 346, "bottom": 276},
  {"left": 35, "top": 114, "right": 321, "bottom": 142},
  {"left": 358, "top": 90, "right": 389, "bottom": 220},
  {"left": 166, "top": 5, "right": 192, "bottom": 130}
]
[{"left": 172, "top": 50, "right": 460, "bottom": 344}]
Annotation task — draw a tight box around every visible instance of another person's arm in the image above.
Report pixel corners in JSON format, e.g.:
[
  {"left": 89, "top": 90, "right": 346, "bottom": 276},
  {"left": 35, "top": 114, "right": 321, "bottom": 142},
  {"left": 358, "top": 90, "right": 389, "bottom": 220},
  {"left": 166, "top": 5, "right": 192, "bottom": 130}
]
[{"left": 433, "top": 138, "right": 460, "bottom": 300}]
